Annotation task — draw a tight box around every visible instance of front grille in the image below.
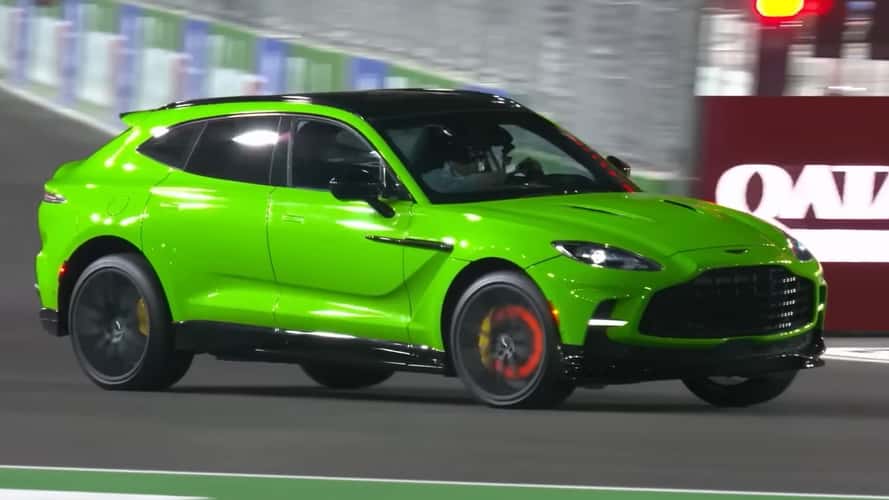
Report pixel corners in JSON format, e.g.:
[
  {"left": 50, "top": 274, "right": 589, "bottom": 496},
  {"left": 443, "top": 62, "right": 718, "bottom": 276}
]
[{"left": 640, "top": 266, "right": 815, "bottom": 339}]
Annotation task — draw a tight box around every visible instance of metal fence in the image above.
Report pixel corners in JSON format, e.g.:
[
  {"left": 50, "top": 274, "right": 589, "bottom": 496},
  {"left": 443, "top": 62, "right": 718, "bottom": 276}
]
[{"left": 142, "top": 0, "right": 703, "bottom": 189}]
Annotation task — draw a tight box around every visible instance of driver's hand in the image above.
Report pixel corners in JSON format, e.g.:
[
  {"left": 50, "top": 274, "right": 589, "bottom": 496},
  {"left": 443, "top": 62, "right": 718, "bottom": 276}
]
[{"left": 515, "top": 157, "right": 544, "bottom": 178}]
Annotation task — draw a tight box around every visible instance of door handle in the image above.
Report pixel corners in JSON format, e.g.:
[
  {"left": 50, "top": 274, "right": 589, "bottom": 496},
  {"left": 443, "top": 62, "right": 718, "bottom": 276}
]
[{"left": 281, "top": 213, "right": 305, "bottom": 224}]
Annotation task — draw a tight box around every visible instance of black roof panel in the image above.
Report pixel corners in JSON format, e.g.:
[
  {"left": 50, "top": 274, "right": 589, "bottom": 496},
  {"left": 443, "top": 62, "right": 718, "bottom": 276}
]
[{"left": 158, "top": 89, "right": 525, "bottom": 119}]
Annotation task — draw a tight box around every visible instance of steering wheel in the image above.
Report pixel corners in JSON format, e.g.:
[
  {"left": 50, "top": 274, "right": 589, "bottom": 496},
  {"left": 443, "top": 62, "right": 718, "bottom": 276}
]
[{"left": 506, "top": 157, "right": 545, "bottom": 184}]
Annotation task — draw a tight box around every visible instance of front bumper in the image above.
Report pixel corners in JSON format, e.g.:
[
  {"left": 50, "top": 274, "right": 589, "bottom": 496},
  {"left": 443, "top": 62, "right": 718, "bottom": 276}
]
[
  {"left": 561, "top": 327, "right": 825, "bottom": 385},
  {"left": 527, "top": 245, "right": 827, "bottom": 348},
  {"left": 527, "top": 246, "right": 827, "bottom": 384}
]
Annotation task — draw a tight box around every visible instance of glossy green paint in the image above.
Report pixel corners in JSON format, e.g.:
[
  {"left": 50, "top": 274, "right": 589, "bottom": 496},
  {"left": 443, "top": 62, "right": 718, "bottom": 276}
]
[
  {"left": 36, "top": 128, "right": 167, "bottom": 311},
  {"left": 36, "top": 99, "right": 826, "bottom": 357},
  {"left": 268, "top": 191, "right": 414, "bottom": 343},
  {"left": 142, "top": 168, "right": 278, "bottom": 328}
]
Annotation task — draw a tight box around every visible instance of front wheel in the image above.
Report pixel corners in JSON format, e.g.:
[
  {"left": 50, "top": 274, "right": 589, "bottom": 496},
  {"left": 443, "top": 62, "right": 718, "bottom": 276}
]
[
  {"left": 682, "top": 371, "right": 798, "bottom": 408},
  {"left": 449, "top": 271, "right": 575, "bottom": 409}
]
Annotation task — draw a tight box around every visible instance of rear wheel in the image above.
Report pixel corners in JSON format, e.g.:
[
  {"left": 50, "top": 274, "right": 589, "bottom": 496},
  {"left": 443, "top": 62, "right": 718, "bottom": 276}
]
[
  {"left": 68, "top": 253, "right": 193, "bottom": 390},
  {"left": 450, "top": 271, "right": 575, "bottom": 409},
  {"left": 682, "top": 371, "right": 797, "bottom": 407},
  {"left": 302, "top": 363, "right": 394, "bottom": 389}
]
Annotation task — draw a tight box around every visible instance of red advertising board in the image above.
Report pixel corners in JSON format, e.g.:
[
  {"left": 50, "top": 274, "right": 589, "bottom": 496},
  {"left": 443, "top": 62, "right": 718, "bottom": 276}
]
[{"left": 696, "top": 97, "right": 889, "bottom": 333}]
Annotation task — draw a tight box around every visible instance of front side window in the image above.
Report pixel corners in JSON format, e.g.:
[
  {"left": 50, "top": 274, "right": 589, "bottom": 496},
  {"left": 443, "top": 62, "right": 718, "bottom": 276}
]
[
  {"left": 137, "top": 121, "right": 204, "bottom": 169},
  {"left": 185, "top": 115, "right": 284, "bottom": 185},
  {"left": 289, "top": 120, "right": 382, "bottom": 190},
  {"left": 374, "top": 111, "right": 637, "bottom": 203}
]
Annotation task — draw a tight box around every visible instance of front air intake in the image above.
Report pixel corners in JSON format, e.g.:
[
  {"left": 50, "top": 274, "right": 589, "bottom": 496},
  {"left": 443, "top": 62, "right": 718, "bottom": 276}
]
[{"left": 639, "top": 266, "right": 815, "bottom": 339}]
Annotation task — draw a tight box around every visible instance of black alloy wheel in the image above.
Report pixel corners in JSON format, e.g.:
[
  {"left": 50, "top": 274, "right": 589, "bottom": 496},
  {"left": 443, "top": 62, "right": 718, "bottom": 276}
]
[
  {"left": 450, "top": 271, "right": 575, "bottom": 409},
  {"left": 69, "top": 254, "right": 193, "bottom": 390}
]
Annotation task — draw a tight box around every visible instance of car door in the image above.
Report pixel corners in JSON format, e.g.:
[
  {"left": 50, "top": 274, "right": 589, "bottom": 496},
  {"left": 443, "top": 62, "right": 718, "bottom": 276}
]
[
  {"left": 142, "top": 114, "right": 286, "bottom": 328},
  {"left": 268, "top": 117, "right": 414, "bottom": 343}
]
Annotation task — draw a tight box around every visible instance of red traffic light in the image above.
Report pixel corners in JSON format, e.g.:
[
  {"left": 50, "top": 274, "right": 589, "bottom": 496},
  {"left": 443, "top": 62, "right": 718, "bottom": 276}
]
[
  {"left": 754, "top": 0, "right": 833, "bottom": 22},
  {"left": 755, "top": 0, "right": 805, "bottom": 18}
]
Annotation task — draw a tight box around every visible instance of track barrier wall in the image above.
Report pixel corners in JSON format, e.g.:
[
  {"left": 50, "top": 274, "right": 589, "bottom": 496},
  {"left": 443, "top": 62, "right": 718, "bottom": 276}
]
[{"left": 0, "top": 0, "right": 685, "bottom": 193}]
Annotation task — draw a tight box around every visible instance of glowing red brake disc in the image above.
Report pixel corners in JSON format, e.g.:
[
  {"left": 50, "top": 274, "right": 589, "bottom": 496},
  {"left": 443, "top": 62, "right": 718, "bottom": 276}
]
[{"left": 489, "top": 305, "right": 544, "bottom": 380}]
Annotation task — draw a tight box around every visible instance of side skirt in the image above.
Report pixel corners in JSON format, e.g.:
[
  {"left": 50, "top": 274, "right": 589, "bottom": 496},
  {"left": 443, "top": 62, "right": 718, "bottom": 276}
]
[{"left": 175, "top": 321, "right": 447, "bottom": 374}]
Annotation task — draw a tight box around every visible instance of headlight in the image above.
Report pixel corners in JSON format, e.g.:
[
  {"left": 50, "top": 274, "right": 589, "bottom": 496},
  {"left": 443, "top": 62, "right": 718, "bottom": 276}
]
[
  {"left": 553, "top": 241, "right": 661, "bottom": 271},
  {"left": 785, "top": 233, "right": 814, "bottom": 261}
]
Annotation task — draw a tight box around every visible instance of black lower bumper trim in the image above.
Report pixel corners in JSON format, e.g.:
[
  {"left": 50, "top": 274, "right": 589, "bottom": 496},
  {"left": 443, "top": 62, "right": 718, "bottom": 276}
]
[
  {"left": 39, "top": 308, "right": 64, "bottom": 337},
  {"left": 563, "top": 329, "right": 825, "bottom": 384}
]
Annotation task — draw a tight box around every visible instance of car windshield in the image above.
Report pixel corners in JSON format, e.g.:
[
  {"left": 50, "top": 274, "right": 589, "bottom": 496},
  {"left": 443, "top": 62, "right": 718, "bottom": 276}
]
[{"left": 373, "top": 110, "right": 638, "bottom": 204}]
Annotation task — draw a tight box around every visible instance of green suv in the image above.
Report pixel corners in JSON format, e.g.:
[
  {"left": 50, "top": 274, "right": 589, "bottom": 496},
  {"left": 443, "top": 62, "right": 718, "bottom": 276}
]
[{"left": 35, "top": 90, "right": 826, "bottom": 408}]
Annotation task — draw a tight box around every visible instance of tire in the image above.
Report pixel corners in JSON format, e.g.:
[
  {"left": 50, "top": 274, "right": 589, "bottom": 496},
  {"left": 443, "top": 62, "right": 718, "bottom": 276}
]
[
  {"left": 682, "top": 371, "right": 798, "bottom": 408},
  {"left": 68, "top": 253, "right": 193, "bottom": 390},
  {"left": 158, "top": 352, "right": 194, "bottom": 388},
  {"left": 449, "top": 270, "right": 575, "bottom": 409},
  {"left": 302, "top": 363, "right": 394, "bottom": 389}
]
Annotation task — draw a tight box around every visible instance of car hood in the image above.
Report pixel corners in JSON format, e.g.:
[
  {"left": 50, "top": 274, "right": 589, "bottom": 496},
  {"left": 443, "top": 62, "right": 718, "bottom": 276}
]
[{"left": 462, "top": 192, "right": 783, "bottom": 257}]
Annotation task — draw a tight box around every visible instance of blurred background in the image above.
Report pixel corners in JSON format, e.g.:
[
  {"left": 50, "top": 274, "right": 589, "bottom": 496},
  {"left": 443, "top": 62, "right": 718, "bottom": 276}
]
[{"left": 0, "top": 0, "right": 886, "bottom": 333}]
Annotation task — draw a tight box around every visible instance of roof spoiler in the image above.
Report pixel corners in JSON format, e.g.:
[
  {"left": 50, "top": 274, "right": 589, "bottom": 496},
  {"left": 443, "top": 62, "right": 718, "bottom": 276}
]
[
  {"left": 119, "top": 98, "right": 199, "bottom": 126},
  {"left": 119, "top": 109, "right": 156, "bottom": 127}
]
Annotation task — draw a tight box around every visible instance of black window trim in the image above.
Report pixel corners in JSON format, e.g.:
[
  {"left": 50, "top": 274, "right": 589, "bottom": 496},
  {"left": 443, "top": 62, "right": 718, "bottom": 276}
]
[{"left": 135, "top": 111, "right": 413, "bottom": 200}]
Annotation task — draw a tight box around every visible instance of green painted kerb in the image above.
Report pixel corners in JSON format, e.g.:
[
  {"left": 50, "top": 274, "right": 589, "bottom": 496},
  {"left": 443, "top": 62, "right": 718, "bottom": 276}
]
[
  {"left": 0, "top": 468, "right": 884, "bottom": 500},
  {"left": 387, "top": 64, "right": 459, "bottom": 89},
  {"left": 287, "top": 45, "right": 349, "bottom": 92},
  {"left": 84, "top": 0, "right": 118, "bottom": 34},
  {"left": 210, "top": 25, "right": 256, "bottom": 71},
  {"left": 140, "top": 8, "right": 183, "bottom": 51}
]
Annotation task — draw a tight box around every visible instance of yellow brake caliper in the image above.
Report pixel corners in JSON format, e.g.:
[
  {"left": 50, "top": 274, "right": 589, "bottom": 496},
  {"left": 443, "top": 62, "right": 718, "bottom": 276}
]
[
  {"left": 478, "top": 310, "right": 494, "bottom": 368},
  {"left": 135, "top": 298, "right": 150, "bottom": 337}
]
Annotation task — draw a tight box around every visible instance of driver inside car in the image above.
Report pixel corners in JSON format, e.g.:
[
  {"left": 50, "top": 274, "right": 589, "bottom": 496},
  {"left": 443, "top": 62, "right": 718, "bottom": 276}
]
[
  {"left": 422, "top": 154, "right": 507, "bottom": 194},
  {"left": 418, "top": 126, "right": 511, "bottom": 194}
]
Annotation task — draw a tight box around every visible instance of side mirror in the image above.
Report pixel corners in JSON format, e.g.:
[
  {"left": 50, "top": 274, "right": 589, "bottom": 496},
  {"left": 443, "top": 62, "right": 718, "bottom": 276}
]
[
  {"left": 607, "top": 155, "right": 631, "bottom": 177},
  {"left": 330, "top": 168, "right": 381, "bottom": 201},
  {"left": 329, "top": 168, "right": 395, "bottom": 218}
]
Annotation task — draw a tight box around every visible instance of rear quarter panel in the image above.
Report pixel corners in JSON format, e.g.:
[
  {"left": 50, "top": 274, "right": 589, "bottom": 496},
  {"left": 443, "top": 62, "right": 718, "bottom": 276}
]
[{"left": 36, "top": 128, "right": 173, "bottom": 310}]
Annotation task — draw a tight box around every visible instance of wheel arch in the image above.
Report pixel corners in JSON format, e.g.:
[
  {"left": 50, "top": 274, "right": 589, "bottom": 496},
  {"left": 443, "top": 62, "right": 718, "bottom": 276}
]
[
  {"left": 439, "top": 257, "right": 556, "bottom": 374},
  {"left": 57, "top": 236, "right": 165, "bottom": 336}
]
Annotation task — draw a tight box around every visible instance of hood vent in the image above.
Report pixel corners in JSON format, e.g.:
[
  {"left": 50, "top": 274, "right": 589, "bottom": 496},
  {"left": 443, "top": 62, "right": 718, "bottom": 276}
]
[
  {"left": 661, "top": 199, "right": 700, "bottom": 213},
  {"left": 568, "top": 206, "right": 619, "bottom": 216}
]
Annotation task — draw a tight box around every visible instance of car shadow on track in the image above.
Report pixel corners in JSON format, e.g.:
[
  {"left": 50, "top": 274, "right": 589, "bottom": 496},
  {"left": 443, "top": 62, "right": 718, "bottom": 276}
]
[
  {"left": 168, "top": 384, "right": 889, "bottom": 415},
  {"left": 170, "top": 384, "right": 729, "bottom": 413},
  {"left": 171, "top": 385, "right": 480, "bottom": 406}
]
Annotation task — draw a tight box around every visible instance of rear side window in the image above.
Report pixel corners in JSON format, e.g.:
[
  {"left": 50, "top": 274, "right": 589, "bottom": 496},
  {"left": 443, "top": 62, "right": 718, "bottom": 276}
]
[
  {"left": 137, "top": 122, "right": 204, "bottom": 169},
  {"left": 186, "top": 115, "right": 283, "bottom": 185}
]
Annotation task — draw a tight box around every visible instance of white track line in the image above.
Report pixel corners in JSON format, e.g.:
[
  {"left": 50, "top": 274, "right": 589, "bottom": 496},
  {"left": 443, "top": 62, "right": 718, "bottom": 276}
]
[
  {"left": 0, "top": 82, "right": 120, "bottom": 136},
  {"left": 0, "top": 466, "right": 887, "bottom": 499},
  {"left": 823, "top": 347, "right": 889, "bottom": 365},
  {"left": 0, "top": 490, "right": 204, "bottom": 500}
]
